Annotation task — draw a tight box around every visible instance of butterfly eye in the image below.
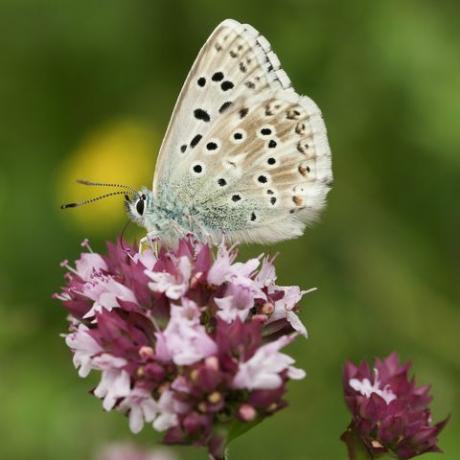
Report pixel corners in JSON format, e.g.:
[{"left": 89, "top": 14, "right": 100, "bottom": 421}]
[{"left": 136, "top": 199, "right": 145, "bottom": 216}]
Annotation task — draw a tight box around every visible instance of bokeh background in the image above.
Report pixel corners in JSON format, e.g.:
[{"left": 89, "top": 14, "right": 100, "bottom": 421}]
[{"left": 0, "top": 1, "right": 459, "bottom": 459}]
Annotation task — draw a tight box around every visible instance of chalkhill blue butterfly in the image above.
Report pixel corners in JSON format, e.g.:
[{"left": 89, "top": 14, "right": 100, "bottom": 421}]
[{"left": 63, "top": 19, "right": 333, "bottom": 246}]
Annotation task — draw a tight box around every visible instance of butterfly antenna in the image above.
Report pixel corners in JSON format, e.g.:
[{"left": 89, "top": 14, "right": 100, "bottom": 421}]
[
  {"left": 61, "top": 191, "right": 127, "bottom": 209},
  {"left": 76, "top": 179, "right": 138, "bottom": 196}
]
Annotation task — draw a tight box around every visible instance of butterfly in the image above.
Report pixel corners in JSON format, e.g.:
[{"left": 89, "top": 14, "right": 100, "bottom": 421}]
[{"left": 64, "top": 19, "right": 332, "bottom": 246}]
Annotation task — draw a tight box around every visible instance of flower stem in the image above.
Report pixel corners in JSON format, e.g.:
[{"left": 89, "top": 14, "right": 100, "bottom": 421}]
[
  {"left": 341, "top": 425, "right": 397, "bottom": 460},
  {"left": 209, "top": 447, "right": 229, "bottom": 460},
  {"left": 341, "top": 425, "right": 372, "bottom": 460}
]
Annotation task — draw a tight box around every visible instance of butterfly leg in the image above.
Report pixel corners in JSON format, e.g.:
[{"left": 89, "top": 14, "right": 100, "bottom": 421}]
[
  {"left": 139, "top": 233, "right": 159, "bottom": 256},
  {"left": 148, "top": 233, "right": 160, "bottom": 257},
  {"left": 138, "top": 236, "right": 148, "bottom": 253},
  {"left": 138, "top": 236, "right": 154, "bottom": 255}
]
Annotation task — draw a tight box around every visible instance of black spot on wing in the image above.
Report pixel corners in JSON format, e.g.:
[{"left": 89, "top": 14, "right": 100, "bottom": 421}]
[
  {"left": 219, "top": 101, "right": 233, "bottom": 113},
  {"left": 257, "top": 175, "right": 268, "bottom": 184},
  {"left": 194, "top": 108, "right": 210, "bottom": 122},
  {"left": 221, "top": 81, "right": 234, "bottom": 91},
  {"left": 212, "top": 71, "right": 224, "bottom": 81},
  {"left": 190, "top": 134, "right": 202, "bottom": 148},
  {"left": 239, "top": 108, "right": 249, "bottom": 119}
]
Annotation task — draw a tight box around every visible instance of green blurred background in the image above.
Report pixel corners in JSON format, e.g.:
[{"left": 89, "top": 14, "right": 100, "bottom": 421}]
[{"left": 0, "top": 1, "right": 459, "bottom": 459}]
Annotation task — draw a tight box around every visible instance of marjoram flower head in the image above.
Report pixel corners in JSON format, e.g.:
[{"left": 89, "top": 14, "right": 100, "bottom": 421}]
[
  {"left": 55, "top": 236, "right": 310, "bottom": 459},
  {"left": 342, "top": 353, "right": 448, "bottom": 460}
]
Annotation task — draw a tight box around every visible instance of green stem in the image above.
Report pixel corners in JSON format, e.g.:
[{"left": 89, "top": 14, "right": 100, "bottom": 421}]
[
  {"left": 209, "top": 448, "right": 229, "bottom": 460},
  {"left": 341, "top": 425, "right": 396, "bottom": 460},
  {"left": 341, "top": 426, "right": 373, "bottom": 460}
]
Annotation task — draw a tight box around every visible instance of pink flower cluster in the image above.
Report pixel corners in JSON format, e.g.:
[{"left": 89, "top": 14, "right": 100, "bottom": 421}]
[
  {"left": 343, "top": 353, "right": 447, "bottom": 459},
  {"left": 55, "top": 237, "right": 309, "bottom": 459}
]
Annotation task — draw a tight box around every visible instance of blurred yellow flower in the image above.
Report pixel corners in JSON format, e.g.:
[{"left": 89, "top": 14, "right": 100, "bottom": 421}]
[{"left": 58, "top": 118, "right": 159, "bottom": 233}]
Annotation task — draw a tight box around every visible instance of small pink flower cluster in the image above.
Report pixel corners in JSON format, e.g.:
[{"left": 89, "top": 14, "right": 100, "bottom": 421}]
[
  {"left": 55, "top": 237, "right": 309, "bottom": 459},
  {"left": 343, "top": 353, "right": 447, "bottom": 459}
]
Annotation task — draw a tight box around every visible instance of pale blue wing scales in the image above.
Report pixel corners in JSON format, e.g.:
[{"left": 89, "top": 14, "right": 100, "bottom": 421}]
[{"left": 152, "top": 19, "right": 332, "bottom": 244}]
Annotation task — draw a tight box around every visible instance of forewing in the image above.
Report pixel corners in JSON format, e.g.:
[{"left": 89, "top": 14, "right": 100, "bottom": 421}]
[{"left": 153, "top": 18, "right": 293, "bottom": 197}]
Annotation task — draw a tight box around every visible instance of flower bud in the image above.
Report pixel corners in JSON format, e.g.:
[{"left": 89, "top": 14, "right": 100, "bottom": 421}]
[
  {"left": 136, "top": 366, "right": 145, "bottom": 378},
  {"left": 198, "top": 402, "right": 208, "bottom": 413},
  {"left": 342, "top": 352, "right": 448, "bottom": 459},
  {"left": 139, "top": 345, "right": 155, "bottom": 359},
  {"left": 238, "top": 404, "right": 257, "bottom": 422},
  {"left": 204, "top": 356, "right": 219, "bottom": 371},
  {"left": 207, "top": 391, "right": 222, "bottom": 404},
  {"left": 261, "top": 302, "right": 274, "bottom": 315}
]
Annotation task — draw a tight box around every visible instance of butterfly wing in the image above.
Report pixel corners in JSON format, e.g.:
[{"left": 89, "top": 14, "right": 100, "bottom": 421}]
[{"left": 153, "top": 19, "right": 332, "bottom": 244}]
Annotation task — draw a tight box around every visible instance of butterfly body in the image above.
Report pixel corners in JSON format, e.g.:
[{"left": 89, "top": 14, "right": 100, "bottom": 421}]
[
  {"left": 126, "top": 19, "right": 332, "bottom": 246},
  {"left": 127, "top": 184, "right": 261, "bottom": 245},
  {"left": 125, "top": 188, "right": 199, "bottom": 244}
]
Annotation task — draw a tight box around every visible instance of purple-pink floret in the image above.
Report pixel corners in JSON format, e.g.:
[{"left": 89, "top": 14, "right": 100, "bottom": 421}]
[
  {"left": 55, "top": 237, "right": 309, "bottom": 459},
  {"left": 343, "top": 352, "right": 448, "bottom": 459}
]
